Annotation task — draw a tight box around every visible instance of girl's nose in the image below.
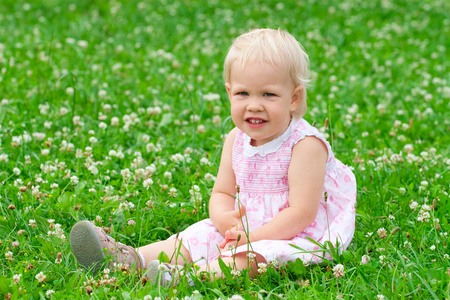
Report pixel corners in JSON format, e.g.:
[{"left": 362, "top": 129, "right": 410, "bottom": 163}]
[{"left": 246, "top": 97, "right": 263, "bottom": 111}]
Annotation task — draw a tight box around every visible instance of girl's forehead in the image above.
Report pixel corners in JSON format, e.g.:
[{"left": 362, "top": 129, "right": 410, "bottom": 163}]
[
  {"left": 229, "top": 60, "right": 294, "bottom": 89},
  {"left": 230, "top": 59, "right": 290, "bottom": 79},
  {"left": 232, "top": 57, "right": 288, "bottom": 72}
]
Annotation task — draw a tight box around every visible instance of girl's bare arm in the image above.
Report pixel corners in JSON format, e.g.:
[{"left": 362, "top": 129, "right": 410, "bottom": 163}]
[{"left": 209, "top": 128, "right": 243, "bottom": 237}]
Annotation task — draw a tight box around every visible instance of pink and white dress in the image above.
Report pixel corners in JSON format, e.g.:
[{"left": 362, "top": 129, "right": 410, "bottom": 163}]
[{"left": 171, "top": 118, "right": 356, "bottom": 266}]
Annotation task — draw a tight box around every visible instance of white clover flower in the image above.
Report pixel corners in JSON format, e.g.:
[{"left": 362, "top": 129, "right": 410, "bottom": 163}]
[
  {"left": 111, "top": 116, "right": 119, "bottom": 126},
  {"left": 143, "top": 178, "right": 153, "bottom": 189},
  {"left": 403, "top": 144, "right": 414, "bottom": 153},
  {"left": 376, "top": 104, "right": 386, "bottom": 114},
  {"left": 46, "top": 289, "right": 55, "bottom": 298},
  {"left": 257, "top": 262, "right": 267, "bottom": 274},
  {"left": 32, "top": 132, "right": 46, "bottom": 141},
  {"left": 0, "top": 153, "right": 9, "bottom": 162},
  {"left": 203, "top": 93, "right": 220, "bottom": 101},
  {"left": 44, "top": 121, "right": 52, "bottom": 129},
  {"left": 197, "top": 124, "right": 206, "bottom": 133},
  {"left": 332, "top": 264, "right": 345, "bottom": 278},
  {"left": 361, "top": 255, "right": 370, "bottom": 265},
  {"left": 229, "top": 295, "right": 244, "bottom": 300},
  {"left": 13, "top": 167, "right": 21, "bottom": 176},
  {"left": 116, "top": 151, "right": 125, "bottom": 159},
  {"left": 168, "top": 187, "right": 177, "bottom": 197},
  {"left": 377, "top": 228, "right": 387, "bottom": 239},
  {"left": 98, "top": 122, "right": 107, "bottom": 130},
  {"left": 420, "top": 181, "right": 429, "bottom": 187},
  {"left": 377, "top": 295, "right": 385, "bottom": 300},
  {"left": 73, "top": 115, "right": 81, "bottom": 125},
  {"left": 13, "top": 274, "right": 21, "bottom": 284},
  {"left": 60, "top": 107, "right": 69, "bottom": 115},
  {"left": 77, "top": 39, "right": 88, "bottom": 49},
  {"left": 51, "top": 183, "right": 59, "bottom": 189},
  {"left": 88, "top": 165, "right": 98, "bottom": 175},
  {"left": 31, "top": 185, "right": 40, "bottom": 196},
  {"left": 247, "top": 252, "right": 256, "bottom": 260},
  {"left": 421, "top": 204, "right": 431, "bottom": 212},
  {"left": 409, "top": 201, "right": 418, "bottom": 210},
  {"left": 98, "top": 89, "right": 107, "bottom": 98},
  {"left": 119, "top": 202, "right": 129, "bottom": 211},
  {"left": 429, "top": 245, "right": 436, "bottom": 251},
  {"left": 70, "top": 175, "right": 79, "bottom": 185},
  {"left": 11, "top": 136, "right": 22, "bottom": 147},
  {"left": 103, "top": 103, "right": 112, "bottom": 113},
  {"left": 171, "top": 153, "right": 184, "bottom": 163},
  {"left": 212, "top": 115, "right": 221, "bottom": 124},
  {"left": 205, "top": 173, "right": 216, "bottom": 181},
  {"left": 146, "top": 143, "right": 156, "bottom": 152},
  {"left": 5, "top": 251, "right": 13, "bottom": 261},
  {"left": 35, "top": 271, "right": 46, "bottom": 282},
  {"left": 200, "top": 157, "right": 210, "bottom": 165},
  {"left": 121, "top": 168, "right": 132, "bottom": 180},
  {"left": 66, "top": 87, "right": 75, "bottom": 96}
]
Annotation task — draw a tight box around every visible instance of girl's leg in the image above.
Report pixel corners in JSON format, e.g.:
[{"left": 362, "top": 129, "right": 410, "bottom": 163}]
[
  {"left": 138, "top": 239, "right": 192, "bottom": 266},
  {"left": 199, "top": 252, "right": 266, "bottom": 279}
]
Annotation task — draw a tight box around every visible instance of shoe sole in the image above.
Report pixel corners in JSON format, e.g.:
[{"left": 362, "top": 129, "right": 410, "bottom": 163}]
[
  {"left": 144, "top": 260, "right": 165, "bottom": 286},
  {"left": 70, "top": 220, "right": 105, "bottom": 272}
]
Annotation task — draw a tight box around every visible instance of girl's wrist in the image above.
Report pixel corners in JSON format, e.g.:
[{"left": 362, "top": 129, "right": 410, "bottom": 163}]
[{"left": 249, "top": 232, "right": 257, "bottom": 243}]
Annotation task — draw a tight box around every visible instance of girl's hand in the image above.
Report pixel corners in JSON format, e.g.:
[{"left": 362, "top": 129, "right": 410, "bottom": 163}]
[
  {"left": 218, "top": 227, "right": 251, "bottom": 249},
  {"left": 230, "top": 205, "right": 246, "bottom": 231}
]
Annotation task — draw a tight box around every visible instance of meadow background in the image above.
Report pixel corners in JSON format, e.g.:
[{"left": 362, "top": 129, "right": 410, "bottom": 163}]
[{"left": 0, "top": 0, "right": 449, "bottom": 299}]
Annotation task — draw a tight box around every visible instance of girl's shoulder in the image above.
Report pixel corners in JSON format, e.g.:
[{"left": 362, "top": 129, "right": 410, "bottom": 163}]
[{"left": 290, "top": 118, "right": 333, "bottom": 161}]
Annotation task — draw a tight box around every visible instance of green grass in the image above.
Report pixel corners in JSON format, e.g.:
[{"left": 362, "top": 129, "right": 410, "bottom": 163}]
[{"left": 0, "top": 0, "right": 449, "bottom": 299}]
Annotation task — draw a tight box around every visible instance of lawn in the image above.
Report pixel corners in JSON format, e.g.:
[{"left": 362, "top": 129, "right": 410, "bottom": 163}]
[{"left": 0, "top": 0, "right": 449, "bottom": 299}]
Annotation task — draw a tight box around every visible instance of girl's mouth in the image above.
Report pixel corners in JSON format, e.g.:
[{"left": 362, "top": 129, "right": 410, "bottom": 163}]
[
  {"left": 246, "top": 118, "right": 266, "bottom": 127},
  {"left": 248, "top": 119, "right": 264, "bottom": 124}
]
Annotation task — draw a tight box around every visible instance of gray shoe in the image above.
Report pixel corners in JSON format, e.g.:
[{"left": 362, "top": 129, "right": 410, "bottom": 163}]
[
  {"left": 144, "top": 260, "right": 181, "bottom": 287},
  {"left": 70, "top": 220, "right": 143, "bottom": 273}
]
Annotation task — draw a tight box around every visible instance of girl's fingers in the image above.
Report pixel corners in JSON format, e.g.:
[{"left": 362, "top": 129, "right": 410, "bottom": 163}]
[
  {"left": 219, "top": 231, "right": 232, "bottom": 248},
  {"left": 232, "top": 206, "right": 246, "bottom": 219}
]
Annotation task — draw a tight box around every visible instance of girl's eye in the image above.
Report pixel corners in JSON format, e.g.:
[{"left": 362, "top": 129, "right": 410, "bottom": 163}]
[
  {"left": 264, "top": 93, "right": 275, "bottom": 97},
  {"left": 237, "top": 92, "right": 248, "bottom": 96}
]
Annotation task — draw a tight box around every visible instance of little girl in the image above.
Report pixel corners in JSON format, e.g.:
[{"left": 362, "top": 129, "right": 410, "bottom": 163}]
[{"left": 70, "top": 28, "right": 356, "bottom": 285}]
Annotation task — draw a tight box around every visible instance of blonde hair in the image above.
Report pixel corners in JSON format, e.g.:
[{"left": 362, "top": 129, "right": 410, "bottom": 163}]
[{"left": 223, "top": 28, "right": 310, "bottom": 119}]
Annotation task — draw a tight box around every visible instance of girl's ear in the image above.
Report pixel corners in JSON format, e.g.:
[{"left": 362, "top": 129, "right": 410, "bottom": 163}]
[
  {"left": 225, "top": 83, "right": 232, "bottom": 100},
  {"left": 290, "top": 85, "right": 303, "bottom": 113}
]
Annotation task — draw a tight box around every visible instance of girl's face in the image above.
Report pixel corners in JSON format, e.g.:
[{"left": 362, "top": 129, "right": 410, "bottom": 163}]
[{"left": 226, "top": 60, "right": 302, "bottom": 147}]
